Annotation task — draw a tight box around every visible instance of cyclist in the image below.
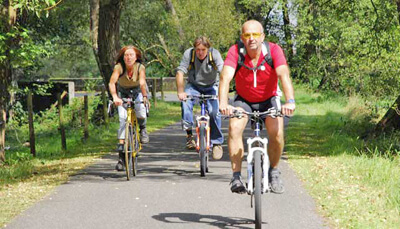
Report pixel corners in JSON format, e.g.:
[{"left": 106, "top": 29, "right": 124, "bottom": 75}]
[
  {"left": 219, "top": 20, "right": 295, "bottom": 194},
  {"left": 109, "top": 45, "right": 150, "bottom": 171},
  {"left": 175, "top": 36, "right": 224, "bottom": 160}
]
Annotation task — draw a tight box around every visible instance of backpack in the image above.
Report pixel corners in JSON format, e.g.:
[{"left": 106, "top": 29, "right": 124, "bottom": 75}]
[
  {"left": 236, "top": 40, "right": 274, "bottom": 73},
  {"left": 230, "top": 41, "right": 274, "bottom": 92},
  {"left": 188, "top": 47, "right": 218, "bottom": 71}
]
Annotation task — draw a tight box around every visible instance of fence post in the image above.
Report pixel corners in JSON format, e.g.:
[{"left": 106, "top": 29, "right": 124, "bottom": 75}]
[
  {"left": 84, "top": 95, "right": 89, "bottom": 140},
  {"left": 27, "top": 91, "right": 36, "bottom": 157},
  {"left": 160, "top": 77, "right": 164, "bottom": 101},
  {"left": 152, "top": 78, "right": 157, "bottom": 108},
  {"left": 57, "top": 93, "right": 67, "bottom": 151},
  {"left": 102, "top": 88, "right": 109, "bottom": 127}
]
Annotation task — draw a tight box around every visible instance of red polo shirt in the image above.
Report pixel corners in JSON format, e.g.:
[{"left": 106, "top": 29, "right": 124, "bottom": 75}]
[{"left": 224, "top": 42, "right": 287, "bottom": 103}]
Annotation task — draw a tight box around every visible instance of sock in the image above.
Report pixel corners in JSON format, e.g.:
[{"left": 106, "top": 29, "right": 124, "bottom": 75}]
[
  {"left": 138, "top": 118, "right": 146, "bottom": 130},
  {"left": 233, "top": 171, "right": 241, "bottom": 178},
  {"left": 186, "top": 129, "right": 193, "bottom": 136}
]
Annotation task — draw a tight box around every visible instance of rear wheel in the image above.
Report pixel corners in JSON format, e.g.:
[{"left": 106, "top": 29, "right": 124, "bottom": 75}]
[
  {"left": 199, "top": 123, "right": 207, "bottom": 177},
  {"left": 254, "top": 150, "right": 262, "bottom": 229}
]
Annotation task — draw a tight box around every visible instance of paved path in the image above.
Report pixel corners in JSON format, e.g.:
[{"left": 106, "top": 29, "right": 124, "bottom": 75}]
[{"left": 6, "top": 120, "right": 328, "bottom": 229}]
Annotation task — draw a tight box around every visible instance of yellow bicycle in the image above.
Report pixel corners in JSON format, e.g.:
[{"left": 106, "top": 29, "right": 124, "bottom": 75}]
[{"left": 122, "top": 98, "right": 142, "bottom": 180}]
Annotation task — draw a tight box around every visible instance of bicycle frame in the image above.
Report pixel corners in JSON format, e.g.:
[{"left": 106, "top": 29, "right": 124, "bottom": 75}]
[
  {"left": 122, "top": 98, "right": 142, "bottom": 180},
  {"left": 246, "top": 115, "right": 270, "bottom": 194},
  {"left": 187, "top": 94, "right": 217, "bottom": 177},
  {"left": 195, "top": 100, "right": 211, "bottom": 151}
]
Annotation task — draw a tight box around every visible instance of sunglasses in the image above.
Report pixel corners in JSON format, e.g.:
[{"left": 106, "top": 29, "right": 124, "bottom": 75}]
[{"left": 242, "top": 32, "right": 262, "bottom": 39}]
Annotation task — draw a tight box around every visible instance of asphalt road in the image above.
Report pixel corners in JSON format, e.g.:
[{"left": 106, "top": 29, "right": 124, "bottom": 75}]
[{"left": 6, "top": 119, "right": 329, "bottom": 229}]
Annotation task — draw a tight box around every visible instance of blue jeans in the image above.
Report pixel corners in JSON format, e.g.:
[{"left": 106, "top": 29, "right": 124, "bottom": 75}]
[{"left": 181, "top": 84, "right": 223, "bottom": 145}]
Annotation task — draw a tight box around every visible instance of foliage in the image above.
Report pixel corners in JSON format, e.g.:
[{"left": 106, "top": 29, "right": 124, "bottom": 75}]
[
  {"left": 120, "top": 0, "right": 242, "bottom": 77},
  {"left": 291, "top": 0, "right": 400, "bottom": 102}
]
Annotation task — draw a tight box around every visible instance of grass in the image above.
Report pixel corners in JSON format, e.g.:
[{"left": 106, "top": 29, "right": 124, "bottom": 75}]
[
  {"left": 0, "top": 100, "right": 181, "bottom": 228},
  {"left": 286, "top": 85, "right": 400, "bottom": 228}
]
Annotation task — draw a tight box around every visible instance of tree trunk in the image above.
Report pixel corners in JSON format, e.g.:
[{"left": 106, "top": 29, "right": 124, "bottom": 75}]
[
  {"left": 375, "top": 95, "right": 400, "bottom": 133},
  {"left": 97, "top": 0, "right": 123, "bottom": 90},
  {"left": 283, "top": 1, "right": 294, "bottom": 64},
  {"left": 0, "top": 0, "right": 16, "bottom": 163},
  {"left": 89, "top": 0, "right": 101, "bottom": 74},
  {"left": 164, "top": 0, "right": 184, "bottom": 51}
]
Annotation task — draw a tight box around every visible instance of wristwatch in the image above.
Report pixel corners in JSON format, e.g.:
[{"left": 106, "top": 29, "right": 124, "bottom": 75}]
[{"left": 287, "top": 99, "right": 295, "bottom": 104}]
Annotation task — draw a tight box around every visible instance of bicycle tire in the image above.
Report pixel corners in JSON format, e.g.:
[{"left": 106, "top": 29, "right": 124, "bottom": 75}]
[
  {"left": 124, "top": 123, "right": 132, "bottom": 180},
  {"left": 199, "top": 123, "right": 207, "bottom": 177},
  {"left": 132, "top": 126, "right": 139, "bottom": 176},
  {"left": 254, "top": 149, "right": 263, "bottom": 229}
]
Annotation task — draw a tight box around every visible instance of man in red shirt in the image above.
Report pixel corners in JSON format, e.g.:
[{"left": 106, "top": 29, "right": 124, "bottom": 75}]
[{"left": 219, "top": 20, "right": 295, "bottom": 194}]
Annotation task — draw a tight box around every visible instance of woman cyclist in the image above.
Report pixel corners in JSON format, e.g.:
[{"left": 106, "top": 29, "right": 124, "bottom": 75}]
[{"left": 109, "top": 45, "right": 150, "bottom": 171}]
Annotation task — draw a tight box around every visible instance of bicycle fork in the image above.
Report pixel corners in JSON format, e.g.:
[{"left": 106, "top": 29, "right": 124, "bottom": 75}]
[
  {"left": 195, "top": 116, "right": 210, "bottom": 151},
  {"left": 246, "top": 137, "right": 270, "bottom": 194}
]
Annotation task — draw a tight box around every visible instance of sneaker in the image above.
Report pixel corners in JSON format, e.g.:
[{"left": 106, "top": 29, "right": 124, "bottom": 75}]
[
  {"left": 212, "top": 144, "right": 223, "bottom": 160},
  {"left": 186, "top": 135, "right": 196, "bottom": 149},
  {"left": 230, "top": 176, "right": 246, "bottom": 193},
  {"left": 115, "top": 160, "right": 125, "bottom": 171},
  {"left": 140, "top": 128, "right": 149, "bottom": 144},
  {"left": 269, "top": 168, "right": 285, "bottom": 194}
]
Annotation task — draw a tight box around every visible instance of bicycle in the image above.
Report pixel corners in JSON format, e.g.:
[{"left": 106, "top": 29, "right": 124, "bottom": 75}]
[
  {"left": 229, "top": 107, "right": 282, "bottom": 229},
  {"left": 186, "top": 94, "right": 218, "bottom": 177},
  {"left": 109, "top": 97, "right": 145, "bottom": 180}
]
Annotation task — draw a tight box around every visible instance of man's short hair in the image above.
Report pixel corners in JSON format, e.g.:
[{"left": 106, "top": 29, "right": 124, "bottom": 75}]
[{"left": 193, "top": 36, "right": 211, "bottom": 48}]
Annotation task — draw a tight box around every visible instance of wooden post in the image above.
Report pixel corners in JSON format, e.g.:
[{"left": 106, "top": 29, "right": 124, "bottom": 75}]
[
  {"left": 58, "top": 93, "right": 67, "bottom": 151},
  {"left": 27, "top": 91, "right": 36, "bottom": 157},
  {"left": 84, "top": 95, "right": 89, "bottom": 140},
  {"left": 160, "top": 77, "right": 164, "bottom": 101},
  {"left": 102, "top": 88, "right": 109, "bottom": 127},
  {"left": 152, "top": 78, "right": 157, "bottom": 107}
]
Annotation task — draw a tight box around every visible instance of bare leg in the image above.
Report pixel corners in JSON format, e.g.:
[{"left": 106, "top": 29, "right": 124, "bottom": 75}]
[
  {"left": 228, "top": 114, "right": 248, "bottom": 172},
  {"left": 265, "top": 116, "right": 284, "bottom": 168}
]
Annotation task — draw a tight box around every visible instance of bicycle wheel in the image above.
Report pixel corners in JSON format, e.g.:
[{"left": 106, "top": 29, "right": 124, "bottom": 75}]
[
  {"left": 254, "top": 150, "right": 263, "bottom": 229},
  {"left": 124, "top": 123, "right": 133, "bottom": 180},
  {"left": 131, "top": 126, "right": 139, "bottom": 176},
  {"left": 199, "top": 123, "right": 207, "bottom": 177}
]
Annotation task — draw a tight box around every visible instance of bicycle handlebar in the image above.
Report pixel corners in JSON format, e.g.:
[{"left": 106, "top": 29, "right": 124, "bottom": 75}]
[
  {"left": 226, "top": 107, "right": 283, "bottom": 119},
  {"left": 185, "top": 94, "right": 218, "bottom": 101}
]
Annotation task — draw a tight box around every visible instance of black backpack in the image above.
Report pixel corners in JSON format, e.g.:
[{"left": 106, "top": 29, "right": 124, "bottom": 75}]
[
  {"left": 236, "top": 40, "right": 274, "bottom": 73},
  {"left": 188, "top": 47, "right": 218, "bottom": 71},
  {"left": 230, "top": 41, "right": 274, "bottom": 92}
]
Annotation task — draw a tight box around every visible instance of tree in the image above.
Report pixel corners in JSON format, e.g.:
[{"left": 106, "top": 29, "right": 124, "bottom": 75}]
[
  {"left": 0, "top": 0, "right": 59, "bottom": 162},
  {"left": 95, "top": 0, "right": 123, "bottom": 90}
]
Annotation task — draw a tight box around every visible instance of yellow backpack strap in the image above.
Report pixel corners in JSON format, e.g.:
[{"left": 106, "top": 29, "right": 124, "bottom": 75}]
[
  {"left": 208, "top": 48, "right": 217, "bottom": 70},
  {"left": 188, "top": 48, "right": 196, "bottom": 71}
]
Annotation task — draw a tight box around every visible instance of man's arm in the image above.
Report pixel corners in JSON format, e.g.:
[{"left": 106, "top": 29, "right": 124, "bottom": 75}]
[
  {"left": 276, "top": 65, "right": 295, "bottom": 116},
  {"left": 175, "top": 70, "right": 187, "bottom": 101},
  {"left": 218, "top": 65, "right": 235, "bottom": 115}
]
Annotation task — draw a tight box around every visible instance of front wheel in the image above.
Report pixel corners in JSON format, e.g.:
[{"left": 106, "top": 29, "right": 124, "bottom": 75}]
[
  {"left": 199, "top": 123, "right": 207, "bottom": 177},
  {"left": 254, "top": 150, "right": 263, "bottom": 229},
  {"left": 132, "top": 127, "right": 139, "bottom": 176},
  {"left": 124, "top": 123, "right": 133, "bottom": 180}
]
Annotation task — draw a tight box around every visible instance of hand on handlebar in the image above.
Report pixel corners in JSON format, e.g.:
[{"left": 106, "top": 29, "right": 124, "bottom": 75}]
[
  {"left": 113, "top": 96, "right": 123, "bottom": 106},
  {"left": 219, "top": 104, "right": 235, "bottom": 116},
  {"left": 281, "top": 102, "right": 295, "bottom": 116},
  {"left": 177, "top": 92, "right": 187, "bottom": 101}
]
